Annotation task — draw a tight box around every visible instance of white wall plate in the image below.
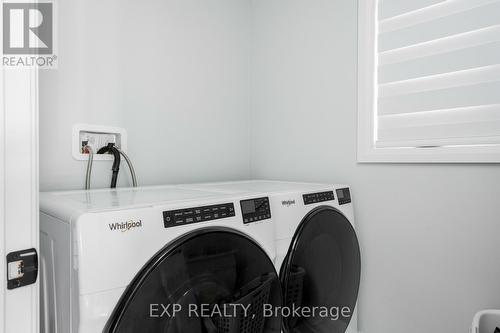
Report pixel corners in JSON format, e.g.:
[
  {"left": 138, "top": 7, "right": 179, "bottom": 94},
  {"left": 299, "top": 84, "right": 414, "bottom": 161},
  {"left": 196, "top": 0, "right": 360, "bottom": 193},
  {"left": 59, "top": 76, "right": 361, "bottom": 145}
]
[{"left": 72, "top": 124, "right": 127, "bottom": 161}]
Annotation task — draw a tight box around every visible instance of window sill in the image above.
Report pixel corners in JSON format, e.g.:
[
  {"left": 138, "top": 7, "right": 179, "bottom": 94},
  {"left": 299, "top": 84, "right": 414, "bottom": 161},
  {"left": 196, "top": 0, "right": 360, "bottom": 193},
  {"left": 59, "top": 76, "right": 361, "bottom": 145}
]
[{"left": 357, "top": 145, "right": 500, "bottom": 163}]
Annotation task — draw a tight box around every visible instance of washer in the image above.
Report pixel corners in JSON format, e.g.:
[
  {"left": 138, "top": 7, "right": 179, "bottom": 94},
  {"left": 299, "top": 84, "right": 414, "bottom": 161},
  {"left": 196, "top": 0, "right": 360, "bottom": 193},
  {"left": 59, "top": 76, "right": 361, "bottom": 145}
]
[
  {"left": 179, "top": 180, "right": 361, "bottom": 333},
  {"left": 40, "top": 185, "right": 283, "bottom": 333}
]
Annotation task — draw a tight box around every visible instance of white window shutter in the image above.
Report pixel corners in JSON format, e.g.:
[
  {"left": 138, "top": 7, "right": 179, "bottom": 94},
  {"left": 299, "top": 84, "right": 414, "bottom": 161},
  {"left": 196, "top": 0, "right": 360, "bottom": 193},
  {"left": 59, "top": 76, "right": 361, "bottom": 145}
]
[{"left": 375, "top": 0, "right": 500, "bottom": 148}]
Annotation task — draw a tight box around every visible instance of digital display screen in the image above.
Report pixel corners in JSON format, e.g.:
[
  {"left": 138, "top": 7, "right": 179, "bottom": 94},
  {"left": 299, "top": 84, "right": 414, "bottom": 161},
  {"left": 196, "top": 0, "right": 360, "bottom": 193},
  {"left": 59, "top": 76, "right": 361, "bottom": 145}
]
[
  {"left": 336, "top": 188, "right": 350, "bottom": 203},
  {"left": 241, "top": 200, "right": 256, "bottom": 214}
]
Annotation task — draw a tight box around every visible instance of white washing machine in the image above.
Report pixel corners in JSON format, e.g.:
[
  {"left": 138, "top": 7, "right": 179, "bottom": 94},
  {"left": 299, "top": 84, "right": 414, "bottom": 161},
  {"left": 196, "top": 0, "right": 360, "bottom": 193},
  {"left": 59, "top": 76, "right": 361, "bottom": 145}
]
[
  {"left": 179, "top": 180, "right": 361, "bottom": 333},
  {"left": 40, "top": 185, "right": 283, "bottom": 333}
]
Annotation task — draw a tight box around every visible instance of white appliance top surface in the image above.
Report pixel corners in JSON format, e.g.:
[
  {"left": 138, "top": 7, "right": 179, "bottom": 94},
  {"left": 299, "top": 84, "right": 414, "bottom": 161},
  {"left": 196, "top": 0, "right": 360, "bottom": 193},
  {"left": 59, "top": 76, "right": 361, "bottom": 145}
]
[
  {"left": 40, "top": 186, "right": 232, "bottom": 213},
  {"left": 178, "top": 180, "right": 340, "bottom": 194}
]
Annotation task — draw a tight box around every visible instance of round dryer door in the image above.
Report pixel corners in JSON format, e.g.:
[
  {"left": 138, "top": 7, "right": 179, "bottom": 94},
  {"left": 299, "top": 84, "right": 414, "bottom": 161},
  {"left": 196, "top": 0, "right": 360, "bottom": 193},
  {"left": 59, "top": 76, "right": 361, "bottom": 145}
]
[
  {"left": 104, "top": 228, "right": 282, "bottom": 333},
  {"left": 280, "top": 206, "right": 361, "bottom": 333}
]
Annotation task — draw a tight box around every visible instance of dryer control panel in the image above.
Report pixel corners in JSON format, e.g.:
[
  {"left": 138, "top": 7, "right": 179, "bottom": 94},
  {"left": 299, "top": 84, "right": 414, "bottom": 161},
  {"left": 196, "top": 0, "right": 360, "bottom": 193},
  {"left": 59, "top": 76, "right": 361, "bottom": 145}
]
[
  {"left": 303, "top": 191, "right": 335, "bottom": 205},
  {"left": 240, "top": 197, "right": 271, "bottom": 224},
  {"left": 163, "top": 203, "right": 235, "bottom": 228}
]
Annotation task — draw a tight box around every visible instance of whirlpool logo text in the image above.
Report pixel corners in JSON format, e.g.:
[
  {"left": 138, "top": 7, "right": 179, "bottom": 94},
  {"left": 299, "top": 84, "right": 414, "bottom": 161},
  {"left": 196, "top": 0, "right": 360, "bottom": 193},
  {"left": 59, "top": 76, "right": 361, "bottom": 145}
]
[
  {"left": 108, "top": 220, "right": 143, "bottom": 232},
  {"left": 281, "top": 200, "right": 296, "bottom": 207}
]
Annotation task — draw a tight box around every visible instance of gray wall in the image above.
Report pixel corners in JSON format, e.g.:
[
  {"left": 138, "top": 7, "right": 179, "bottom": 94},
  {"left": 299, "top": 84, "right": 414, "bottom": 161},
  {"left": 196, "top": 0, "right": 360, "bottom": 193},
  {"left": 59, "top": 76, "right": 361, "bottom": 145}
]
[
  {"left": 251, "top": 1, "right": 500, "bottom": 333},
  {"left": 40, "top": 0, "right": 252, "bottom": 191}
]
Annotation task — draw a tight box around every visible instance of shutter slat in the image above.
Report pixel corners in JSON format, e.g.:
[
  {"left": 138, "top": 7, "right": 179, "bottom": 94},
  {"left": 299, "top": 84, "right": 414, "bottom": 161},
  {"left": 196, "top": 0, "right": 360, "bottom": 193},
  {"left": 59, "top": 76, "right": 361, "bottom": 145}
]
[
  {"left": 379, "top": 41, "right": 500, "bottom": 83},
  {"left": 378, "top": 81, "right": 500, "bottom": 115},
  {"left": 379, "top": 0, "right": 500, "bottom": 33},
  {"left": 379, "top": 24, "right": 500, "bottom": 66},
  {"left": 377, "top": 135, "right": 500, "bottom": 148},
  {"left": 379, "top": 64, "right": 500, "bottom": 98},
  {"left": 379, "top": 104, "right": 500, "bottom": 128},
  {"left": 378, "top": 0, "right": 445, "bottom": 21}
]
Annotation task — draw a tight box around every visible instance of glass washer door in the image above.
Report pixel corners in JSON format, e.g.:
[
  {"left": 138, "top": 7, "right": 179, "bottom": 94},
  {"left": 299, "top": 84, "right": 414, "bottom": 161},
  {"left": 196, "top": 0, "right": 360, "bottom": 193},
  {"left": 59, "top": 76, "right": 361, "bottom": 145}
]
[
  {"left": 280, "top": 206, "right": 361, "bottom": 333},
  {"left": 104, "top": 228, "right": 282, "bottom": 333}
]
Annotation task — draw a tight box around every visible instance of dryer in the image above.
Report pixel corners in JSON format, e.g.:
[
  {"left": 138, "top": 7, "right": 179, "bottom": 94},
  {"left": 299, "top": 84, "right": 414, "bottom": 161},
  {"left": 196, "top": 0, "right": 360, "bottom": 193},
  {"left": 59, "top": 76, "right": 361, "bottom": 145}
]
[
  {"left": 179, "top": 180, "right": 361, "bottom": 333},
  {"left": 40, "top": 186, "right": 283, "bottom": 333}
]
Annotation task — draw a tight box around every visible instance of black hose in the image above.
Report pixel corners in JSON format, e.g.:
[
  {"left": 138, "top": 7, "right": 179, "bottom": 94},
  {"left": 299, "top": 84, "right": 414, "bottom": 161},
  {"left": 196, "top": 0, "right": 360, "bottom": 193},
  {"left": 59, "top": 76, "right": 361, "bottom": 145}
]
[
  {"left": 109, "top": 147, "right": 120, "bottom": 188},
  {"left": 96, "top": 143, "right": 112, "bottom": 155},
  {"left": 110, "top": 169, "right": 119, "bottom": 188},
  {"left": 97, "top": 143, "right": 121, "bottom": 188}
]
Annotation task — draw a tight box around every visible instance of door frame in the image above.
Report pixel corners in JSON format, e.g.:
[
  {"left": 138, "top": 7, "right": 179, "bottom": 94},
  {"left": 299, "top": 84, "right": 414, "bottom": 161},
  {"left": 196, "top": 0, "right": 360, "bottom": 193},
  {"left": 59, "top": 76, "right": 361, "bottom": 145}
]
[{"left": 0, "top": 10, "right": 40, "bottom": 329}]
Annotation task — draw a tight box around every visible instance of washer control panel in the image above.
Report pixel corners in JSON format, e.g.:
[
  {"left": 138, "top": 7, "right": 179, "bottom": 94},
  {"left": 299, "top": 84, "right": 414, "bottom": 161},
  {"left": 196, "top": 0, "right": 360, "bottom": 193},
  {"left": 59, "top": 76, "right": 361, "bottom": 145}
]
[
  {"left": 163, "top": 203, "right": 235, "bottom": 228},
  {"left": 240, "top": 197, "right": 271, "bottom": 224},
  {"left": 303, "top": 191, "right": 335, "bottom": 205},
  {"left": 336, "top": 188, "right": 351, "bottom": 205}
]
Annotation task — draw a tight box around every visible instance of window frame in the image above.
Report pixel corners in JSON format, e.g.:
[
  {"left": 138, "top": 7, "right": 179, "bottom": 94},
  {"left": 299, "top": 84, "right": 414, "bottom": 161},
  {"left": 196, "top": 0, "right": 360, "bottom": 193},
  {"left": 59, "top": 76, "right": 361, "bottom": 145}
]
[{"left": 357, "top": 0, "right": 500, "bottom": 163}]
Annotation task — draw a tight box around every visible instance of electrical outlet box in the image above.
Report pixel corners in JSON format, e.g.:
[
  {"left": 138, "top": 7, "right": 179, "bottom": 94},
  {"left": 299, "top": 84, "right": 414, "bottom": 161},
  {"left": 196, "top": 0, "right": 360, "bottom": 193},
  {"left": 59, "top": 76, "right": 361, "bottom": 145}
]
[{"left": 72, "top": 124, "right": 127, "bottom": 161}]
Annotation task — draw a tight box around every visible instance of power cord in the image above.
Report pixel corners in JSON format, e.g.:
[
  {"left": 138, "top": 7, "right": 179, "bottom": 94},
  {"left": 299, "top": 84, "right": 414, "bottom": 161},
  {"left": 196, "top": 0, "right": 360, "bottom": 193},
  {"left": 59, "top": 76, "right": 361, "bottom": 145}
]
[{"left": 97, "top": 143, "right": 121, "bottom": 188}]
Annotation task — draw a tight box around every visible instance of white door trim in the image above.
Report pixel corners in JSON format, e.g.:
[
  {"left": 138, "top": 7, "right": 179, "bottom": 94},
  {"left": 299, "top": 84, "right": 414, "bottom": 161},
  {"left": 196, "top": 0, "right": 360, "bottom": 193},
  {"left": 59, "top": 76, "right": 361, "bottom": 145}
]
[
  {"left": 0, "top": 33, "right": 5, "bottom": 333},
  {"left": 1, "top": 27, "right": 40, "bottom": 333},
  {"left": 1, "top": 68, "right": 40, "bottom": 333}
]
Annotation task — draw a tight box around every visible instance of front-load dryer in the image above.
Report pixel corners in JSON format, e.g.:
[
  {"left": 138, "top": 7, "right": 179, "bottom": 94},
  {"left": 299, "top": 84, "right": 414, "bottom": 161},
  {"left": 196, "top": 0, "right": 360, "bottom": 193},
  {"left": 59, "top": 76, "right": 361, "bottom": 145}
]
[
  {"left": 39, "top": 185, "right": 283, "bottom": 333},
  {"left": 178, "top": 180, "right": 361, "bottom": 333}
]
